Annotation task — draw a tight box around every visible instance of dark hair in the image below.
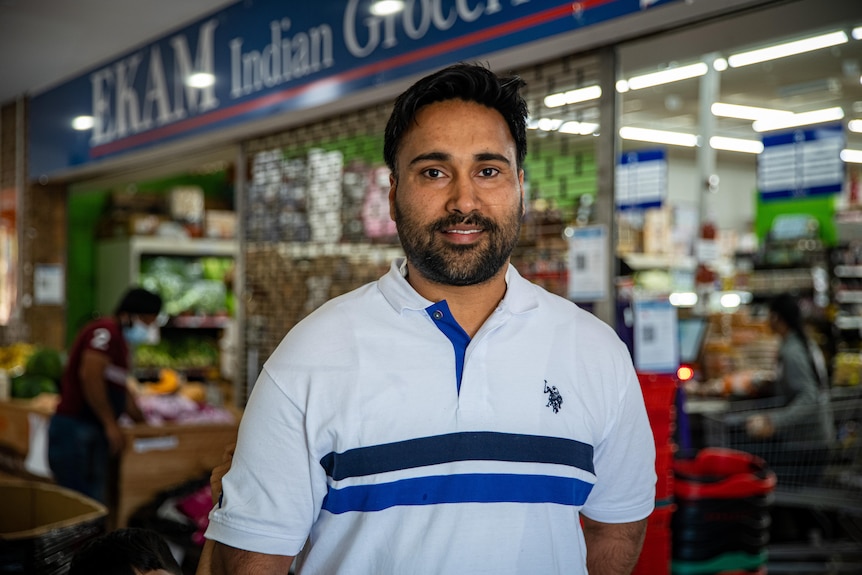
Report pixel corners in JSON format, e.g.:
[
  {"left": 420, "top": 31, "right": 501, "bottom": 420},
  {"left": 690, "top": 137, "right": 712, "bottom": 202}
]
[
  {"left": 114, "top": 287, "right": 162, "bottom": 316},
  {"left": 769, "top": 293, "right": 806, "bottom": 339},
  {"left": 383, "top": 62, "right": 528, "bottom": 175},
  {"left": 69, "top": 528, "right": 183, "bottom": 575}
]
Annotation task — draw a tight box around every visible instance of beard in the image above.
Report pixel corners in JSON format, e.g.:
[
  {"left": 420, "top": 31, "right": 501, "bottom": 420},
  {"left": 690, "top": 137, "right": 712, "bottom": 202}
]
[{"left": 394, "top": 199, "right": 523, "bottom": 287}]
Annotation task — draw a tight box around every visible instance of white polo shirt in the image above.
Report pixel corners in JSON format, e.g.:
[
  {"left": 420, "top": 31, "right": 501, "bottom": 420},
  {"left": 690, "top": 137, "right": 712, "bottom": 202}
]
[{"left": 206, "top": 259, "right": 656, "bottom": 574}]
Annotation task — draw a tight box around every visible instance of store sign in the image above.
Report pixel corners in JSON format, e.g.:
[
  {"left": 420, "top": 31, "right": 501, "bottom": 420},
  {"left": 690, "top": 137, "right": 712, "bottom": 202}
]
[
  {"left": 757, "top": 123, "right": 845, "bottom": 201},
  {"left": 615, "top": 149, "right": 667, "bottom": 211},
  {"left": 29, "top": 0, "right": 680, "bottom": 178}
]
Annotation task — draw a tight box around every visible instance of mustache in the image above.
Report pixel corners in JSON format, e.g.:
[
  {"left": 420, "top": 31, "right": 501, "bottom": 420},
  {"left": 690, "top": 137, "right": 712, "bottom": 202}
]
[{"left": 430, "top": 212, "right": 498, "bottom": 232}]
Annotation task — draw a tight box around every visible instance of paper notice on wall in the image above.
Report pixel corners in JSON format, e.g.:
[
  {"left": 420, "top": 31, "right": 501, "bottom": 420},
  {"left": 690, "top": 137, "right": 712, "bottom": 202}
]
[
  {"left": 567, "top": 225, "right": 608, "bottom": 302},
  {"left": 633, "top": 298, "right": 678, "bottom": 373}
]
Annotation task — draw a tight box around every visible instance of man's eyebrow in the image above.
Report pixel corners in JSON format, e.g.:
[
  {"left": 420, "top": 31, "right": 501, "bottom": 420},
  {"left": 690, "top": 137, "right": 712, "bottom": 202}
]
[
  {"left": 408, "top": 152, "right": 450, "bottom": 166},
  {"left": 475, "top": 152, "right": 511, "bottom": 165},
  {"left": 408, "top": 151, "right": 512, "bottom": 166}
]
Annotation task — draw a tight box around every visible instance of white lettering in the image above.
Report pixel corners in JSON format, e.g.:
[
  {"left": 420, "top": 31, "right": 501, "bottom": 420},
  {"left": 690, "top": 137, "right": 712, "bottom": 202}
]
[
  {"left": 115, "top": 54, "right": 142, "bottom": 139},
  {"left": 90, "top": 69, "right": 114, "bottom": 145},
  {"left": 171, "top": 18, "right": 220, "bottom": 118},
  {"left": 457, "top": 0, "right": 484, "bottom": 22},
  {"left": 344, "top": 0, "right": 529, "bottom": 57},
  {"left": 344, "top": 0, "right": 379, "bottom": 58},
  {"left": 141, "top": 44, "right": 172, "bottom": 131},
  {"left": 229, "top": 19, "right": 333, "bottom": 98},
  {"left": 229, "top": 38, "right": 244, "bottom": 98}
]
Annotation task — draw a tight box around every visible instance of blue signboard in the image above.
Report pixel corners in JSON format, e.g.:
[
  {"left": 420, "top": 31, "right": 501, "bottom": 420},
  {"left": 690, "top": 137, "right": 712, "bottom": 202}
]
[
  {"left": 29, "top": 0, "right": 680, "bottom": 178},
  {"left": 615, "top": 148, "right": 667, "bottom": 210},
  {"left": 757, "top": 123, "right": 845, "bottom": 201}
]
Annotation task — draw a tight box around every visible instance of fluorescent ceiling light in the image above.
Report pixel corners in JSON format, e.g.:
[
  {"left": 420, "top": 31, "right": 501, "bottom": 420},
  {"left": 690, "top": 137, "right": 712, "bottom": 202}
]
[
  {"left": 728, "top": 31, "right": 848, "bottom": 68},
  {"left": 713, "top": 58, "right": 728, "bottom": 71},
  {"left": 72, "top": 116, "right": 94, "bottom": 130},
  {"left": 752, "top": 106, "right": 844, "bottom": 132},
  {"left": 669, "top": 292, "right": 697, "bottom": 307},
  {"left": 536, "top": 118, "right": 563, "bottom": 131},
  {"left": 710, "top": 136, "right": 764, "bottom": 154},
  {"left": 711, "top": 102, "right": 793, "bottom": 121},
  {"left": 852, "top": 26, "right": 862, "bottom": 40},
  {"left": 619, "top": 126, "right": 698, "bottom": 147},
  {"left": 625, "top": 62, "right": 708, "bottom": 91},
  {"left": 559, "top": 121, "right": 599, "bottom": 135},
  {"left": 842, "top": 149, "right": 862, "bottom": 164},
  {"left": 186, "top": 72, "right": 215, "bottom": 88},
  {"left": 544, "top": 85, "right": 601, "bottom": 108},
  {"left": 849, "top": 119, "right": 862, "bottom": 133}
]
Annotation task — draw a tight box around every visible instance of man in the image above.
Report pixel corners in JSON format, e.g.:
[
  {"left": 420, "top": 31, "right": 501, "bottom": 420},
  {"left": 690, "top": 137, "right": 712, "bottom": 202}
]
[
  {"left": 204, "top": 62, "right": 655, "bottom": 574},
  {"left": 48, "top": 287, "right": 162, "bottom": 503}
]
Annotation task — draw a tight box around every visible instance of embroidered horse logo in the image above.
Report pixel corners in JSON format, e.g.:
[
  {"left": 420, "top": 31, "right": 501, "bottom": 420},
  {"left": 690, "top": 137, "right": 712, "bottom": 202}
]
[{"left": 544, "top": 380, "right": 563, "bottom": 413}]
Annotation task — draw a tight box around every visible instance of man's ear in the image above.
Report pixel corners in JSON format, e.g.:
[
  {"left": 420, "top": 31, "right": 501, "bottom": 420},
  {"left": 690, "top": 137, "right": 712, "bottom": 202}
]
[
  {"left": 389, "top": 173, "right": 397, "bottom": 221},
  {"left": 519, "top": 169, "right": 526, "bottom": 216}
]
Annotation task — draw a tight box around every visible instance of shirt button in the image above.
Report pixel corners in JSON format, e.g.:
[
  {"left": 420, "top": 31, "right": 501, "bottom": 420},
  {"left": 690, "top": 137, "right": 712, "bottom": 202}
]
[{"left": 433, "top": 310, "right": 444, "bottom": 320}]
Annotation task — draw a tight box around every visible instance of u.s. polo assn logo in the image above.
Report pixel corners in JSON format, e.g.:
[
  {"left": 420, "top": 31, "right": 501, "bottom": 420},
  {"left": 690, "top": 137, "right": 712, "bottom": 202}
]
[{"left": 544, "top": 380, "right": 563, "bottom": 413}]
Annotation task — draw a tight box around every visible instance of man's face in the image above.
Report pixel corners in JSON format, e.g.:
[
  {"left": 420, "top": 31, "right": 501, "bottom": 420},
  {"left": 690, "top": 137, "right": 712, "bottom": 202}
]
[{"left": 389, "top": 99, "right": 524, "bottom": 287}]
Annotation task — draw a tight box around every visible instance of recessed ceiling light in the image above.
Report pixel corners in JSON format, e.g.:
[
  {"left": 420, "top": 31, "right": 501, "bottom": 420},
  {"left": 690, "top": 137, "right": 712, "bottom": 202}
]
[
  {"left": 186, "top": 73, "right": 215, "bottom": 88},
  {"left": 72, "top": 116, "right": 94, "bottom": 130},
  {"left": 370, "top": 0, "right": 404, "bottom": 16}
]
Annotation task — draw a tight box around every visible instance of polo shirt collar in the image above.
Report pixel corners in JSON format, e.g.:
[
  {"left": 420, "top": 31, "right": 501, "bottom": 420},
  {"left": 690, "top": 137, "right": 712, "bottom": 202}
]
[{"left": 378, "top": 257, "right": 539, "bottom": 316}]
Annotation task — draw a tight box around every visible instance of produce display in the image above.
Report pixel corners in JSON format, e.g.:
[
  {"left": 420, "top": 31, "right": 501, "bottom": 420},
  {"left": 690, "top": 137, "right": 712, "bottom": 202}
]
[
  {"left": 139, "top": 255, "right": 234, "bottom": 317},
  {"left": 2, "top": 345, "right": 65, "bottom": 399},
  {"left": 135, "top": 336, "right": 220, "bottom": 372}
]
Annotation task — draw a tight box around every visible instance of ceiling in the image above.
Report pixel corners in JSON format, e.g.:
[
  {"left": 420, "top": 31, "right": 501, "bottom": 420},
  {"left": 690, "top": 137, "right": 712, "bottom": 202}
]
[{"left": 0, "top": 0, "right": 237, "bottom": 105}]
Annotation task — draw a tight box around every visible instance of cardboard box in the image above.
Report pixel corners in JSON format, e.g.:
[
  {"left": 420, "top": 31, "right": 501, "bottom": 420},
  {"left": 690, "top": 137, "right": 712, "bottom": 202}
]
[
  {"left": 0, "top": 478, "right": 107, "bottom": 573},
  {"left": 205, "top": 210, "right": 237, "bottom": 239}
]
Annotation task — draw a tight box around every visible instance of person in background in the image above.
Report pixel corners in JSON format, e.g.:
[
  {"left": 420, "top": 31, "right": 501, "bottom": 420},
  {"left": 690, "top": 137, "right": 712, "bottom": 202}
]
[
  {"left": 203, "top": 62, "right": 655, "bottom": 575},
  {"left": 69, "top": 527, "right": 183, "bottom": 575},
  {"left": 746, "top": 293, "right": 834, "bottom": 443},
  {"left": 48, "top": 287, "right": 163, "bottom": 503}
]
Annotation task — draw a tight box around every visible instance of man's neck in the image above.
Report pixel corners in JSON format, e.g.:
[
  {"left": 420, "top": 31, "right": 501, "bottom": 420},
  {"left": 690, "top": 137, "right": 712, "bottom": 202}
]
[{"left": 404, "top": 262, "right": 508, "bottom": 338}]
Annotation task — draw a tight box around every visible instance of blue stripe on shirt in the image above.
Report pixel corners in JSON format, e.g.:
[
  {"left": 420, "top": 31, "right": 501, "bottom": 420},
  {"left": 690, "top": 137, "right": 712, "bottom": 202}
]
[{"left": 321, "top": 473, "right": 594, "bottom": 514}]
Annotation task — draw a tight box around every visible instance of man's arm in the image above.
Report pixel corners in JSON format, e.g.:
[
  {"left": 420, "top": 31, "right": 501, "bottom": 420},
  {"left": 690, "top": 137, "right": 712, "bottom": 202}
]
[
  {"left": 581, "top": 515, "right": 647, "bottom": 575},
  {"left": 79, "top": 349, "right": 125, "bottom": 454},
  {"left": 209, "top": 541, "right": 294, "bottom": 575}
]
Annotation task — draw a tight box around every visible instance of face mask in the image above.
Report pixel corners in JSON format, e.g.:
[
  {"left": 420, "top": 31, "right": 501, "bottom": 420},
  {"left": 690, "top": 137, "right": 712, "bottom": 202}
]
[{"left": 123, "top": 317, "right": 160, "bottom": 346}]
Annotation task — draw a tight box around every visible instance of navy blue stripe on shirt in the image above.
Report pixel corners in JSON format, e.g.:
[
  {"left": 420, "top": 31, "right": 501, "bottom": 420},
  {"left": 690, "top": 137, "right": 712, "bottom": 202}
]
[
  {"left": 321, "top": 473, "right": 594, "bottom": 514},
  {"left": 320, "top": 431, "right": 594, "bottom": 481}
]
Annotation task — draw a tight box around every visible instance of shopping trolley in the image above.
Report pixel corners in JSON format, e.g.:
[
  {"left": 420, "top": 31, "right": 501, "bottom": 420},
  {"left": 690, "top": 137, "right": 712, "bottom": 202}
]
[{"left": 702, "top": 390, "right": 862, "bottom": 514}]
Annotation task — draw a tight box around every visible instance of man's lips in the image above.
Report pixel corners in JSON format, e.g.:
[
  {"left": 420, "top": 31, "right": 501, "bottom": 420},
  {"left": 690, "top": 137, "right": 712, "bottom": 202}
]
[{"left": 441, "top": 227, "right": 484, "bottom": 244}]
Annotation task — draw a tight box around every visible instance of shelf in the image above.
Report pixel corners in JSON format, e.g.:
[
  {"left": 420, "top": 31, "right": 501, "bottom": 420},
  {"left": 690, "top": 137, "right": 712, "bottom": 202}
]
[
  {"left": 835, "top": 291, "right": 862, "bottom": 304},
  {"left": 834, "top": 265, "right": 862, "bottom": 278},
  {"left": 835, "top": 316, "right": 862, "bottom": 330},
  {"left": 104, "top": 235, "right": 238, "bottom": 258},
  {"left": 165, "top": 315, "right": 232, "bottom": 329},
  {"left": 621, "top": 252, "right": 697, "bottom": 271}
]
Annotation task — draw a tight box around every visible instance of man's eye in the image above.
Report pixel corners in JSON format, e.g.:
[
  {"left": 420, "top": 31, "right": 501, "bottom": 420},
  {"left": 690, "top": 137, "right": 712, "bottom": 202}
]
[
  {"left": 480, "top": 167, "right": 500, "bottom": 177},
  {"left": 424, "top": 168, "right": 443, "bottom": 178}
]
